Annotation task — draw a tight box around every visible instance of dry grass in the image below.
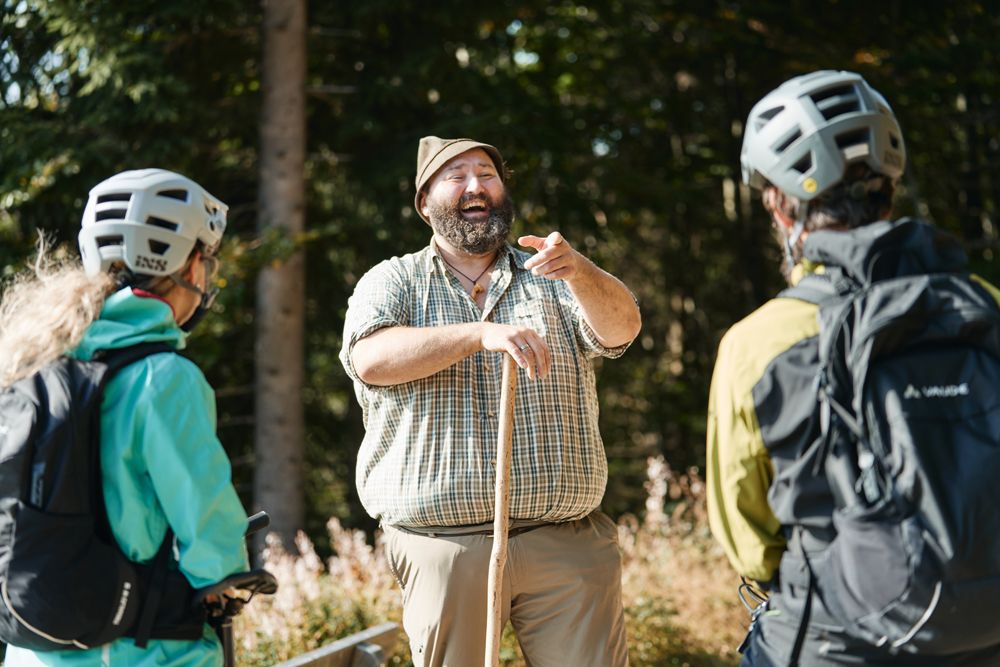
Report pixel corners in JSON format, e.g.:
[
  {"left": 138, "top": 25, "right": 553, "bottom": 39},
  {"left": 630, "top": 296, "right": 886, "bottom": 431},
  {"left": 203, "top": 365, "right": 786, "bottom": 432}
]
[
  {"left": 617, "top": 456, "right": 745, "bottom": 666},
  {"left": 235, "top": 457, "right": 746, "bottom": 666}
]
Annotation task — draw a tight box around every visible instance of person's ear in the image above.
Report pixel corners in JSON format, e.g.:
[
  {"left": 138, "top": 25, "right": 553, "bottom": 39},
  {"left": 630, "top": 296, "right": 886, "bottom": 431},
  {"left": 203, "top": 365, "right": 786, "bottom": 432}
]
[
  {"left": 771, "top": 191, "right": 798, "bottom": 230},
  {"left": 418, "top": 192, "right": 430, "bottom": 219}
]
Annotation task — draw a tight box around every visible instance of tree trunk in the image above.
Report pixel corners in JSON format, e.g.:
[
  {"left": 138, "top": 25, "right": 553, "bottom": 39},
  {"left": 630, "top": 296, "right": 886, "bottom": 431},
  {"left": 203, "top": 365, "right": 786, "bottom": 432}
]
[{"left": 255, "top": 0, "right": 306, "bottom": 552}]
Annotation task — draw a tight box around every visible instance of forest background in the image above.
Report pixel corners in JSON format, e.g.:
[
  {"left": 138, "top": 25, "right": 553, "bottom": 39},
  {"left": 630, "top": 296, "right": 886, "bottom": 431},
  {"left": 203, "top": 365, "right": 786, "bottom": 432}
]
[{"left": 2, "top": 0, "right": 998, "bottom": 637}]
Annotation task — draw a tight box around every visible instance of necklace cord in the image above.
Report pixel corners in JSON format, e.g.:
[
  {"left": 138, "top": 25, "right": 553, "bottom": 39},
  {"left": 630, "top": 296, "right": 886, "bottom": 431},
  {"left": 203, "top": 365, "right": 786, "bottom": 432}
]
[{"left": 439, "top": 255, "right": 492, "bottom": 285}]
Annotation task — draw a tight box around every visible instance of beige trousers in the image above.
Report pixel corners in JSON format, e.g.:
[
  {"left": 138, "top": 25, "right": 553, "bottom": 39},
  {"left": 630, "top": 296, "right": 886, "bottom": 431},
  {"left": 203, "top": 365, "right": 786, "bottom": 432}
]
[{"left": 383, "top": 511, "right": 629, "bottom": 667}]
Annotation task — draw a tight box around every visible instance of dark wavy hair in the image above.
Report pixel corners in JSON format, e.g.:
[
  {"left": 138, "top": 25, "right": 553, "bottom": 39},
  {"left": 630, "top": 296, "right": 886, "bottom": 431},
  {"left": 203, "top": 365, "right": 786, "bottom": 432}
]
[{"left": 804, "top": 163, "right": 897, "bottom": 231}]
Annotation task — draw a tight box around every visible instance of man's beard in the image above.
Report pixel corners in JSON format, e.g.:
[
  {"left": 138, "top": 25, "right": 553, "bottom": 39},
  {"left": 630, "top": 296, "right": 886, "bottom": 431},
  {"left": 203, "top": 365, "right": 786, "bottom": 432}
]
[{"left": 427, "top": 191, "right": 515, "bottom": 255}]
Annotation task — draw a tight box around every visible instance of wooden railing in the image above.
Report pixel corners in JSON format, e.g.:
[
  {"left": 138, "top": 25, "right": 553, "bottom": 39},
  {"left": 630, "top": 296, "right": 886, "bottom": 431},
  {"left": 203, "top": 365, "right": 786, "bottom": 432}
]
[{"left": 272, "top": 622, "right": 400, "bottom": 667}]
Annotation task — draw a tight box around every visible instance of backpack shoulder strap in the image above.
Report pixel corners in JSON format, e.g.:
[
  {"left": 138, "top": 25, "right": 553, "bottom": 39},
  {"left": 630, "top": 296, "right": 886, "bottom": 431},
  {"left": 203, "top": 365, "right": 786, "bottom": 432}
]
[
  {"left": 92, "top": 342, "right": 175, "bottom": 381},
  {"left": 87, "top": 342, "right": 182, "bottom": 646},
  {"left": 779, "top": 273, "right": 836, "bottom": 305}
]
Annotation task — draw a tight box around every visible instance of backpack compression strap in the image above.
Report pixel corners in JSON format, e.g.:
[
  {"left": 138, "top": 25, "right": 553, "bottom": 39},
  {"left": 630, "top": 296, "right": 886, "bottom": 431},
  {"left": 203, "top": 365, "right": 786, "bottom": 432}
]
[{"left": 130, "top": 527, "right": 177, "bottom": 648}]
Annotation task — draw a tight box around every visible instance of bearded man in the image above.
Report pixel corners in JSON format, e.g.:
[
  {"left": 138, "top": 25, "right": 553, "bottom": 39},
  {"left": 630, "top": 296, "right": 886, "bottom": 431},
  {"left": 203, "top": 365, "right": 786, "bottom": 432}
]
[{"left": 339, "top": 136, "right": 640, "bottom": 666}]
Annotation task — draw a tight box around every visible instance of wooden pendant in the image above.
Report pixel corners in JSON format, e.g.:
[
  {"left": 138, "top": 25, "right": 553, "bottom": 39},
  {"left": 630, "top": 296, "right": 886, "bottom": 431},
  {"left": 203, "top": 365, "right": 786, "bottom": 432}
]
[{"left": 471, "top": 283, "right": 484, "bottom": 299}]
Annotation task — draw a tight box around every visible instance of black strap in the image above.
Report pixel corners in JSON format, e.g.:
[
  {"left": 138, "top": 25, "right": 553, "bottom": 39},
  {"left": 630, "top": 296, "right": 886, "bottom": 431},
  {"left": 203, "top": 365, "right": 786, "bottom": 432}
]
[
  {"left": 90, "top": 343, "right": 194, "bottom": 647},
  {"left": 87, "top": 340, "right": 176, "bottom": 548},
  {"left": 788, "top": 535, "right": 816, "bottom": 667},
  {"left": 93, "top": 342, "right": 175, "bottom": 378},
  {"left": 131, "top": 528, "right": 175, "bottom": 648}
]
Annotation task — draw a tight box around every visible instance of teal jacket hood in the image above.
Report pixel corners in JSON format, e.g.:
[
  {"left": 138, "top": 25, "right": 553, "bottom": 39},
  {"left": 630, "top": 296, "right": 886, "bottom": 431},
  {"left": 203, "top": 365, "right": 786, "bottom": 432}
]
[{"left": 73, "top": 287, "right": 187, "bottom": 360}]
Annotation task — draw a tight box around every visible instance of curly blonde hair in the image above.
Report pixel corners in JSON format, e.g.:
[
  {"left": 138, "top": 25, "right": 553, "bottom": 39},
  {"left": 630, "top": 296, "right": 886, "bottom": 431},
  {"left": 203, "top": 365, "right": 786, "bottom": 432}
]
[{"left": 0, "top": 241, "right": 116, "bottom": 387}]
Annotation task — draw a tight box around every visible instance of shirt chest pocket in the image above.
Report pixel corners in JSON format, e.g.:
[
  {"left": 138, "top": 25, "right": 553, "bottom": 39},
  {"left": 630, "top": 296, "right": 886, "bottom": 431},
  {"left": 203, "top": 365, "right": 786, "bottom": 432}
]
[{"left": 511, "top": 297, "right": 556, "bottom": 339}]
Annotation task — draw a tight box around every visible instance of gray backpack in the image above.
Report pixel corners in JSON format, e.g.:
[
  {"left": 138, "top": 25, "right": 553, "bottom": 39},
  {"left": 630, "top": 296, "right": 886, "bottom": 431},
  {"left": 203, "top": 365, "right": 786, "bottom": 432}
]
[{"left": 786, "top": 220, "right": 1000, "bottom": 655}]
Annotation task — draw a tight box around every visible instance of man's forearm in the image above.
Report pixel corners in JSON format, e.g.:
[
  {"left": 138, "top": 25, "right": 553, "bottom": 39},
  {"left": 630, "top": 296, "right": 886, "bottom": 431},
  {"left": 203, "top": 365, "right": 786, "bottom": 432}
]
[
  {"left": 350, "top": 323, "right": 484, "bottom": 386},
  {"left": 566, "top": 259, "right": 642, "bottom": 347}
]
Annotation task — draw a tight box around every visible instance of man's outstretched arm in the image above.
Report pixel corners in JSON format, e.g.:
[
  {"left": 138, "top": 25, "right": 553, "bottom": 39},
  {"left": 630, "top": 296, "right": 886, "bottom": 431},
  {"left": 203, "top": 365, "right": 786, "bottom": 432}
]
[{"left": 520, "top": 232, "right": 641, "bottom": 347}]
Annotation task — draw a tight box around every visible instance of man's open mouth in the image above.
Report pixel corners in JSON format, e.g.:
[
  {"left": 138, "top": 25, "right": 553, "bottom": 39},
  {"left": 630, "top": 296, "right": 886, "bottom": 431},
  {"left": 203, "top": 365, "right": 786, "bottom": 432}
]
[{"left": 460, "top": 200, "right": 489, "bottom": 217}]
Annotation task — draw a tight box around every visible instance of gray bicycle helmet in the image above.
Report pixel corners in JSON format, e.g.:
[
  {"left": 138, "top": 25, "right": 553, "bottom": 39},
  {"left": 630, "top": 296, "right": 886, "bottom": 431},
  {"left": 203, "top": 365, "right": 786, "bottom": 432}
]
[
  {"left": 740, "top": 70, "right": 906, "bottom": 202},
  {"left": 79, "top": 169, "right": 227, "bottom": 277}
]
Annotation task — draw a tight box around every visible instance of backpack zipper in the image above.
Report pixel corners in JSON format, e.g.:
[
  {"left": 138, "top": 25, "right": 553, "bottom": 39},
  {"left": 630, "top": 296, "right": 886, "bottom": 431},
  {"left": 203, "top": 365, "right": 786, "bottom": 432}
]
[{"left": 1, "top": 579, "right": 89, "bottom": 649}]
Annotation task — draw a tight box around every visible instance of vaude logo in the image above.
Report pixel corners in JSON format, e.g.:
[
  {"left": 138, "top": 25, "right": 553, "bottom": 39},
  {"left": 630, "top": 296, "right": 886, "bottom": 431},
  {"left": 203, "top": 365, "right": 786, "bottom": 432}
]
[
  {"left": 904, "top": 383, "right": 970, "bottom": 399},
  {"left": 134, "top": 254, "right": 168, "bottom": 273},
  {"left": 112, "top": 581, "right": 132, "bottom": 626}
]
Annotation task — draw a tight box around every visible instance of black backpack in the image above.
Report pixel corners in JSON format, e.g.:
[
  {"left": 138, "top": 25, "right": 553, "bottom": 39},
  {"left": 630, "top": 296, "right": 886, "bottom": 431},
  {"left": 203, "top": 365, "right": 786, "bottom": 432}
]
[
  {"left": 785, "top": 220, "right": 1000, "bottom": 655},
  {"left": 0, "top": 343, "right": 204, "bottom": 651}
]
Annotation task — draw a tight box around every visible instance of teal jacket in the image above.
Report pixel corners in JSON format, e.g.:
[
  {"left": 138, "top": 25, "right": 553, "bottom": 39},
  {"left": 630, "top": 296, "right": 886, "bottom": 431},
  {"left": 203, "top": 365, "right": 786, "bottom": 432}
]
[{"left": 6, "top": 288, "right": 249, "bottom": 667}]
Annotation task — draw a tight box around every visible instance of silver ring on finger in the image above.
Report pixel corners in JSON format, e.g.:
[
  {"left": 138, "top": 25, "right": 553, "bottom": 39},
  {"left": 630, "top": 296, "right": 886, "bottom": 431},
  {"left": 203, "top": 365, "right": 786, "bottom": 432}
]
[{"left": 518, "top": 344, "right": 530, "bottom": 351}]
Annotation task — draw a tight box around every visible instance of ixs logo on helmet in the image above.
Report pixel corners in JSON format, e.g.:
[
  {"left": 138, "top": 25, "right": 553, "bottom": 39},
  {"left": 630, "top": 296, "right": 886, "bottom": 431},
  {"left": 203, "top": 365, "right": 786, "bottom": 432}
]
[
  {"left": 134, "top": 254, "right": 168, "bottom": 273},
  {"left": 903, "top": 382, "right": 970, "bottom": 400}
]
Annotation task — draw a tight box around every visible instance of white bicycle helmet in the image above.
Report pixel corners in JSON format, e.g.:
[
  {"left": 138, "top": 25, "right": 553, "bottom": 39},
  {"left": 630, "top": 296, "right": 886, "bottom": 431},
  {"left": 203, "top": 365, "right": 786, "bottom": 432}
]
[
  {"left": 78, "top": 169, "right": 228, "bottom": 277},
  {"left": 740, "top": 70, "right": 906, "bottom": 201}
]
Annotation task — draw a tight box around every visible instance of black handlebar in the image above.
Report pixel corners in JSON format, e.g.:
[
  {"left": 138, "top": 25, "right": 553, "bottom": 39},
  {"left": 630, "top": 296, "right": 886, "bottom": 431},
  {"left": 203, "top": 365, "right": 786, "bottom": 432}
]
[
  {"left": 200, "top": 512, "right": 278, "bottom": 667},
  {"left": 246, "top": 511, "right": 270, "bottom": 536},
  {"left": 196, "top": 569, "right": 278, "bottom": 602}
]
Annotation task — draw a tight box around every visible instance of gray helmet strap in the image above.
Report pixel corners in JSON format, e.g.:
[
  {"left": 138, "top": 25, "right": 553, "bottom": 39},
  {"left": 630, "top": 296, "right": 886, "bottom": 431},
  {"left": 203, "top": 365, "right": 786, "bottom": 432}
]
[
  {"left": 169, "top": 264, "right": 219, "bottom": 309},
  {"left": 170, "top": 265, "right": 220, "bottom": 333},
  {"left": 170, "top": 271, "right": 203, "bottom": 297},
  {"left": 783, "top": 205, "right": 807, "bottom": 272}
]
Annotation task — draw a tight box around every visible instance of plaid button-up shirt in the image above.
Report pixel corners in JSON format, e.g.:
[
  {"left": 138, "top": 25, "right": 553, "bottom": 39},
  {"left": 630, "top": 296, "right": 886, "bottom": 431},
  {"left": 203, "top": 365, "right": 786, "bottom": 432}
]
[{"left": 340, "top": 241, "right": 631, "bottom": 528}]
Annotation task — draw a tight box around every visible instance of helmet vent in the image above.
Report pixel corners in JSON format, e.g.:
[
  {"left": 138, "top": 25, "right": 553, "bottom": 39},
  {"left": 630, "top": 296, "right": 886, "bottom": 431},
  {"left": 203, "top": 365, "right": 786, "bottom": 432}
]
[
  {"left": 811, "top": 85, "right": 860, "bottom": 121},
  {"left": 145, "top": 216, "right": 179, "bottom": 232},
  {"left": 95, "top": 209, "right": 126, "bottom": 222},
  {"left": 157, "top": 189, "right": 189, "bottom": 202},
  {"left": 836, "top": 128, "right": 871, "bottom": 160},
  {"left": 889, "top": 134, "right": 901, "bottom": 150},
  {"left": 791, "top": 153, "right": 812, "bottom": 175},
  {"left": 773, "top": 127, "right": 802, "bottom": 154},
  {"left": 95, "top": 235, "right": 124, "bottom": 248},
  {"left": 148, "top": 240, "right": 170, "bottom": 256},
  {"left": 835, "top": 128, "right": 870, "bottom": 148},
  {"left": 96, "top": 193, "right": 131, "bottom": 204},
  {"left": 754, "top": 106, "right": 784, "bottom": 131}
]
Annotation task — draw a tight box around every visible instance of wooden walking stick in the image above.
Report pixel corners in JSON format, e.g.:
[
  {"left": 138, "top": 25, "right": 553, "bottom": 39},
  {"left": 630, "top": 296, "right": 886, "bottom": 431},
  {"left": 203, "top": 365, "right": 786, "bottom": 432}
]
[{"left": 485, "top": 354, "right": 518, "bottom": 667}]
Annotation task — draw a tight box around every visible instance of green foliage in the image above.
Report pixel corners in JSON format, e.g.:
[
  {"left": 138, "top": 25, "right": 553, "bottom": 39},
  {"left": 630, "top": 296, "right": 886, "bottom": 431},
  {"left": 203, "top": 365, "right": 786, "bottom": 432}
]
[{"left": 2, "top": 0, "right": 999, "bottom": 541}]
